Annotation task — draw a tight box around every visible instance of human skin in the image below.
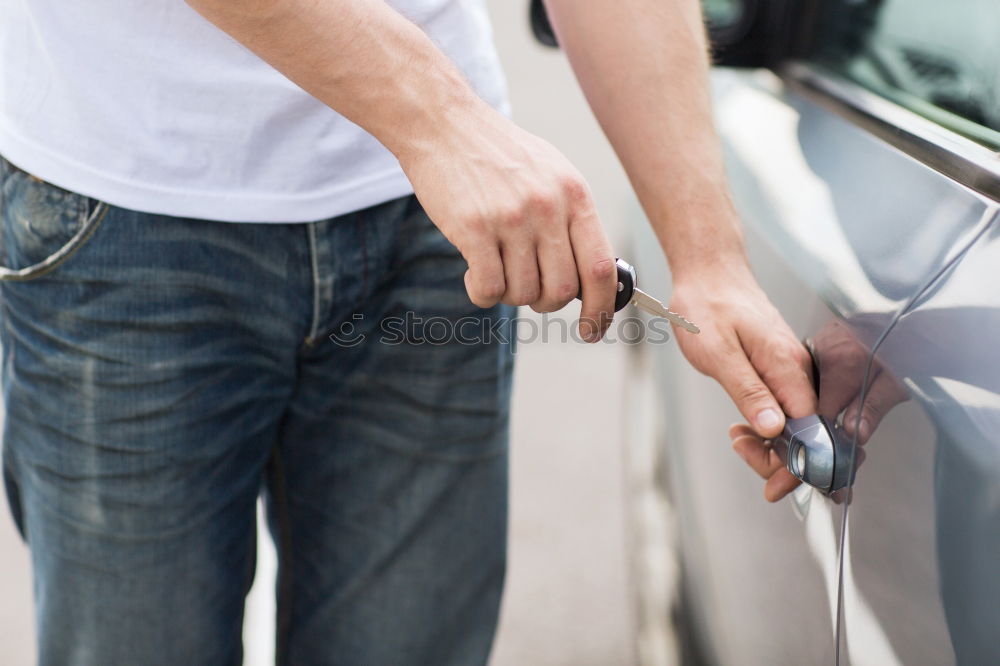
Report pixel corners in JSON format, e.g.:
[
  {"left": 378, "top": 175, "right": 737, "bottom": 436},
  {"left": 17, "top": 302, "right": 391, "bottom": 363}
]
[
  {"left": 184, "top": 0, "right": 817, "bottom": 464},
  {"left": 731, "top": 321, "right": 908, "bottom": 501}
]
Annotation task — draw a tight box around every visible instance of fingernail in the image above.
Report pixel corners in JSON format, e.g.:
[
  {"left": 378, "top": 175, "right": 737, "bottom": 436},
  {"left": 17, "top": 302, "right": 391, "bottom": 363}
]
[
  {"left": 755, "top": 408, "right": 781, "bottom": 432},
  {"left": 859, "top": 418, "right": 871, "bottom": 442},
  {"left": 844, "top": 411, "right": 856, "bottom": 433}
]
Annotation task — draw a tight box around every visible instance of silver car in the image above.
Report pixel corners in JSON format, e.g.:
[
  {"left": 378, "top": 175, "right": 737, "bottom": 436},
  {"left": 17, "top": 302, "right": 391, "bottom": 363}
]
[{"left": 531, "top": 0, "right": 999, "bottom": 663}]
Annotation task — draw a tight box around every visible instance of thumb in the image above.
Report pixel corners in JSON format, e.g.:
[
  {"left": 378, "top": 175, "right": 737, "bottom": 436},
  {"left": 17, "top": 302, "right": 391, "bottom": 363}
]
[
  {"left": 715, "top": 349, "right": 785, "bottom": 438},
  {"left": 742, "top": 325, "right": 817, "bottom": 427}
]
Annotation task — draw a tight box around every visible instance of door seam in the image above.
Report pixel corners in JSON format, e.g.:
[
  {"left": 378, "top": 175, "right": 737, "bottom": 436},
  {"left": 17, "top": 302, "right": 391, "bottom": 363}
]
[{"left": 832, "top": 203, "right": 1000, "bottom": 665}]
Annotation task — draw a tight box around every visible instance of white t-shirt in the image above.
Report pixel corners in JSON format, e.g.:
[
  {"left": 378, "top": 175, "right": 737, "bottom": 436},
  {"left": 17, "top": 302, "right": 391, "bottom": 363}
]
[{"left": 0, "top": 0, "right": 509, "bottom": 223}]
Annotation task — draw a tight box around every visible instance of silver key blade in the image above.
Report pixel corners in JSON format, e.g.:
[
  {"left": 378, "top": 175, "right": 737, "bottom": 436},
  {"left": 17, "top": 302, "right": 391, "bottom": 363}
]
[{"left": 631, "top": 288, "right": 701, "bottom": 334}]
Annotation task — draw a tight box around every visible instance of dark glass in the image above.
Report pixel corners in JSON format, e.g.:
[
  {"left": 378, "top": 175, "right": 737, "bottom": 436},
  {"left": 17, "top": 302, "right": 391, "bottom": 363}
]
[
  {"left": 807, "top": 0, "right": 1000, "bottom": 149},
  {"left": 703, "top": 0, "right": 744, "bottom": 29}
]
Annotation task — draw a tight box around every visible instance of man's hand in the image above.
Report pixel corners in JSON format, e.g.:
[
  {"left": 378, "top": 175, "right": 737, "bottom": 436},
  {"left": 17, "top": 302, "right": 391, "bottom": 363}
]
[
  {"left": 670, "top": 258, "right": 816, "bottom": 438},
  {"left": 671, "top": 256, "right": 816, "bottom": 502},
  {"left": 398, "top": 106, "right": 617, "bottom": 342},
  {"left": 730, "top": 320, "right": 908, "bottom": 502}
]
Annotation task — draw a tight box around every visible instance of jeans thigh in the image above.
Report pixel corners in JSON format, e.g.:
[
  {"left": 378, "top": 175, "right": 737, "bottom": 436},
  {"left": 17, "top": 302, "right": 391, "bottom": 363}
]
[
  {"left": 268, "top": 199, "right": 516, "bottom": 666},
  {"left": 0, "top": 164, "right": 306, "bottom": 665}
]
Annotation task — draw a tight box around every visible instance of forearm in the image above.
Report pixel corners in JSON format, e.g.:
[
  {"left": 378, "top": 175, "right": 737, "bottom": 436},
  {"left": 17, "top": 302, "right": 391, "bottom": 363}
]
[
  {"left": 543, "top": 0, "right": 745, "bottom": 276},
  {"left": 184, "top": 0, "right": 489, "bottom": 162},
  {"left": 187, "top": 0, "right": 621, "bottom": 337}
]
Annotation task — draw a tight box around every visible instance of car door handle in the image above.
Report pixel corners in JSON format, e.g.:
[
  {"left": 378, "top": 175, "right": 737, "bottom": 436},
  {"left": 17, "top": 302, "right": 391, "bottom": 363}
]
[
  {"left": 771, "top": 341, "right": 856, "bottom": 494},
  {"left": 772, "top": 414, "right": 855, "bottom": 494}
]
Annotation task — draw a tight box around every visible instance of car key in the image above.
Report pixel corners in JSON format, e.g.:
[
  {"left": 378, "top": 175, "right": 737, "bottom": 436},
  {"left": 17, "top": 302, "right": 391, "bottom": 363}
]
[{"left": 577, "top": 258, "right": 700, "bottom": 334}]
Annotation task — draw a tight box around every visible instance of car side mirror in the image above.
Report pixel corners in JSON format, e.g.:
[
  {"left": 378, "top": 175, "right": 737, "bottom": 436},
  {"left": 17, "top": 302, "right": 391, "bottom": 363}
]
[
  {"left": 529, "top": 0, "right": 810, "bottom": 68},
  {"left": 530, "top": 0, "right": 559, "bottom": 48}
]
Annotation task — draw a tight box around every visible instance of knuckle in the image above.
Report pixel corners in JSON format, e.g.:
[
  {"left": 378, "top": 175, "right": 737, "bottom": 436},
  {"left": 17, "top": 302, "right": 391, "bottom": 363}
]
[
  {"left": 504, "top": 211, "right": 527, "bottom": 231},
  {"left": 530, "top": 299, "right": 558, "bottom": 314},
  {"left": 480, "top": 279, "right": 505, "bottom": 302},
  {"left": 561, "top": 175, "right": 589, "bottom": 206},
  {"left": 469, "top": 294, "right": 495, "bottom": 308},
  {"left": 456, "top": 209, "right": 486, "bottom": 232},
  {"left": 761, "top": 335, "right": 788, "bottom": 357},
  {"left": 554, "top": 280, "right": 578, "bottom": 303},
  {"left": 491, "top": 205, "right": 524, "bottom": 230},
  {"left": 589, "top": 256, "right": 616, "bottom": 283},
  {"left": 468, "top": 290, "right": 494, "bottom": 308},
  {"left": 763, "top": 337, "right": 803, "bottom": 369},
  {"left": 735, "top": 382, "right": 771, "bottom": 406},
  {"left": 468, "top": 289, "right": 500, "bottom": 309},
  {"left": 517, "top": 285, "right": 541, "bottom": 305},
  {"left": 466, "top": 266, "right": 505, "bottom": 306},
  {"left": 779, "top": 338, "right": 803, "bottom": 361},
  {"left": 525, "top": 188, "right": 559, "bottom": 218}
]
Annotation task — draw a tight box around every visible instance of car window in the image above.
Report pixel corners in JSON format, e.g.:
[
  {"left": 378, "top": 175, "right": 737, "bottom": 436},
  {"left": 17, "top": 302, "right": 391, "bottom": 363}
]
[
  {"left": 806, "top": 0, "right": 1000, "bottom": 149},
  {"left": 703, "top": 0, "right": 744, "bottom": 30}
]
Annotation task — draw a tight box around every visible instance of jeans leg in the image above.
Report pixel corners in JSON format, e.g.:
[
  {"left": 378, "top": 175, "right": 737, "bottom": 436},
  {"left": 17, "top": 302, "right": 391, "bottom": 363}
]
[
  {"left": 265, "top": 198, "right": 516, "bottom": 666},
  {"left": 0, "top": 178, "right": 307, "bottom": 665}
]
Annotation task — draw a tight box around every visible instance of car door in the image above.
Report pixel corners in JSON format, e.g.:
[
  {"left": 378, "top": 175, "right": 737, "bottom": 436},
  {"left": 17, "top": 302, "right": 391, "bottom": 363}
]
[
  {"left": 795, "top": 2, "right": 1000, "bottom": 664},
  {"left": 845, "top": 216, "right": 1000, "bottom": 666},
  {"left": 628, "top": 1, "right": 1000, "bottom": 663}
]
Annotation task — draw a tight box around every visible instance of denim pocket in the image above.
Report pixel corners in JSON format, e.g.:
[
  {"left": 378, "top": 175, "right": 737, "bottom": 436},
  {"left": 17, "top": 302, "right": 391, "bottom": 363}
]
[{"left": 0, "top": 157, "right": 107, "bottom": 281}]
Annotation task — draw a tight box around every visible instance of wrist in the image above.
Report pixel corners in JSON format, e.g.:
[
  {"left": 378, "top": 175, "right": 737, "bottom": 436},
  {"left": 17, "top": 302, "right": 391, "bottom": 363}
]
[
  {"left": 387, "top": 73, "right": 493, "bottom": 168},
  {"left": 671, "top": 257, "right": 754, "bottom": 295},
  {"left": 657, "top": 215, "right": 751, "bottom": 283},
  {"left": 642, "top": 181, "right": 747, "bottom": 274}
]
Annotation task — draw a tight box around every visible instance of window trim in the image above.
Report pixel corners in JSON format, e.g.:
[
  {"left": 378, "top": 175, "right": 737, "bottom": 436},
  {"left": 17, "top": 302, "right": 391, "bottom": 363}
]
[{"left": 781, "top": 61, "right": 1000, "bottom": 203}]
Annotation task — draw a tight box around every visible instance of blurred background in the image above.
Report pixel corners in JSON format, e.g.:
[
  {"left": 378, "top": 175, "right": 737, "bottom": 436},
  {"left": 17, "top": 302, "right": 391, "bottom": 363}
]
[{"left": 0, "top": 2, "right": 672, "bottom": 664}]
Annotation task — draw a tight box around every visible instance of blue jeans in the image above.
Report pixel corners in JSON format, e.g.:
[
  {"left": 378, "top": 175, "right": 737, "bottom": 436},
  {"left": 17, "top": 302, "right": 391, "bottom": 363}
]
[{"left": 0, "top": 156, "right": 515, "bottom": 665}]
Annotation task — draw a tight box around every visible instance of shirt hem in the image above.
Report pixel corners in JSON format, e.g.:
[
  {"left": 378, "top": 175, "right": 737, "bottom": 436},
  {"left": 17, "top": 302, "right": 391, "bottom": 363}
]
[{"left": 0, "top": 124, "right": 416, "bottom": 223}]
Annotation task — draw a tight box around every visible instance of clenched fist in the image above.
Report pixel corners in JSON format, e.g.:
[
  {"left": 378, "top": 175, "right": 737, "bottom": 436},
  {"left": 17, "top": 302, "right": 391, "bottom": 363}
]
[{"left": 398, "top": 104, "right": 619, "bottom": 342}]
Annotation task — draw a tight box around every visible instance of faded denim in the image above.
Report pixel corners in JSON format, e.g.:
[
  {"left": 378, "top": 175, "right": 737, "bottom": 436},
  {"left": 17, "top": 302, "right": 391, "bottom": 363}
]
[{"left": 0, "top": 156, "right": 515, "bottom": 666}]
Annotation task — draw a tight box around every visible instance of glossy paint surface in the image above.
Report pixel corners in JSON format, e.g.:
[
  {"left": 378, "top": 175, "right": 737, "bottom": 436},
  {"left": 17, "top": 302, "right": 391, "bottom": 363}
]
[
  {"left": 843, "top": 216, "right": 1000, "bottom": 665},
  {"left": 634, "top": 67, "right": 1000, "bottom": 664}
]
